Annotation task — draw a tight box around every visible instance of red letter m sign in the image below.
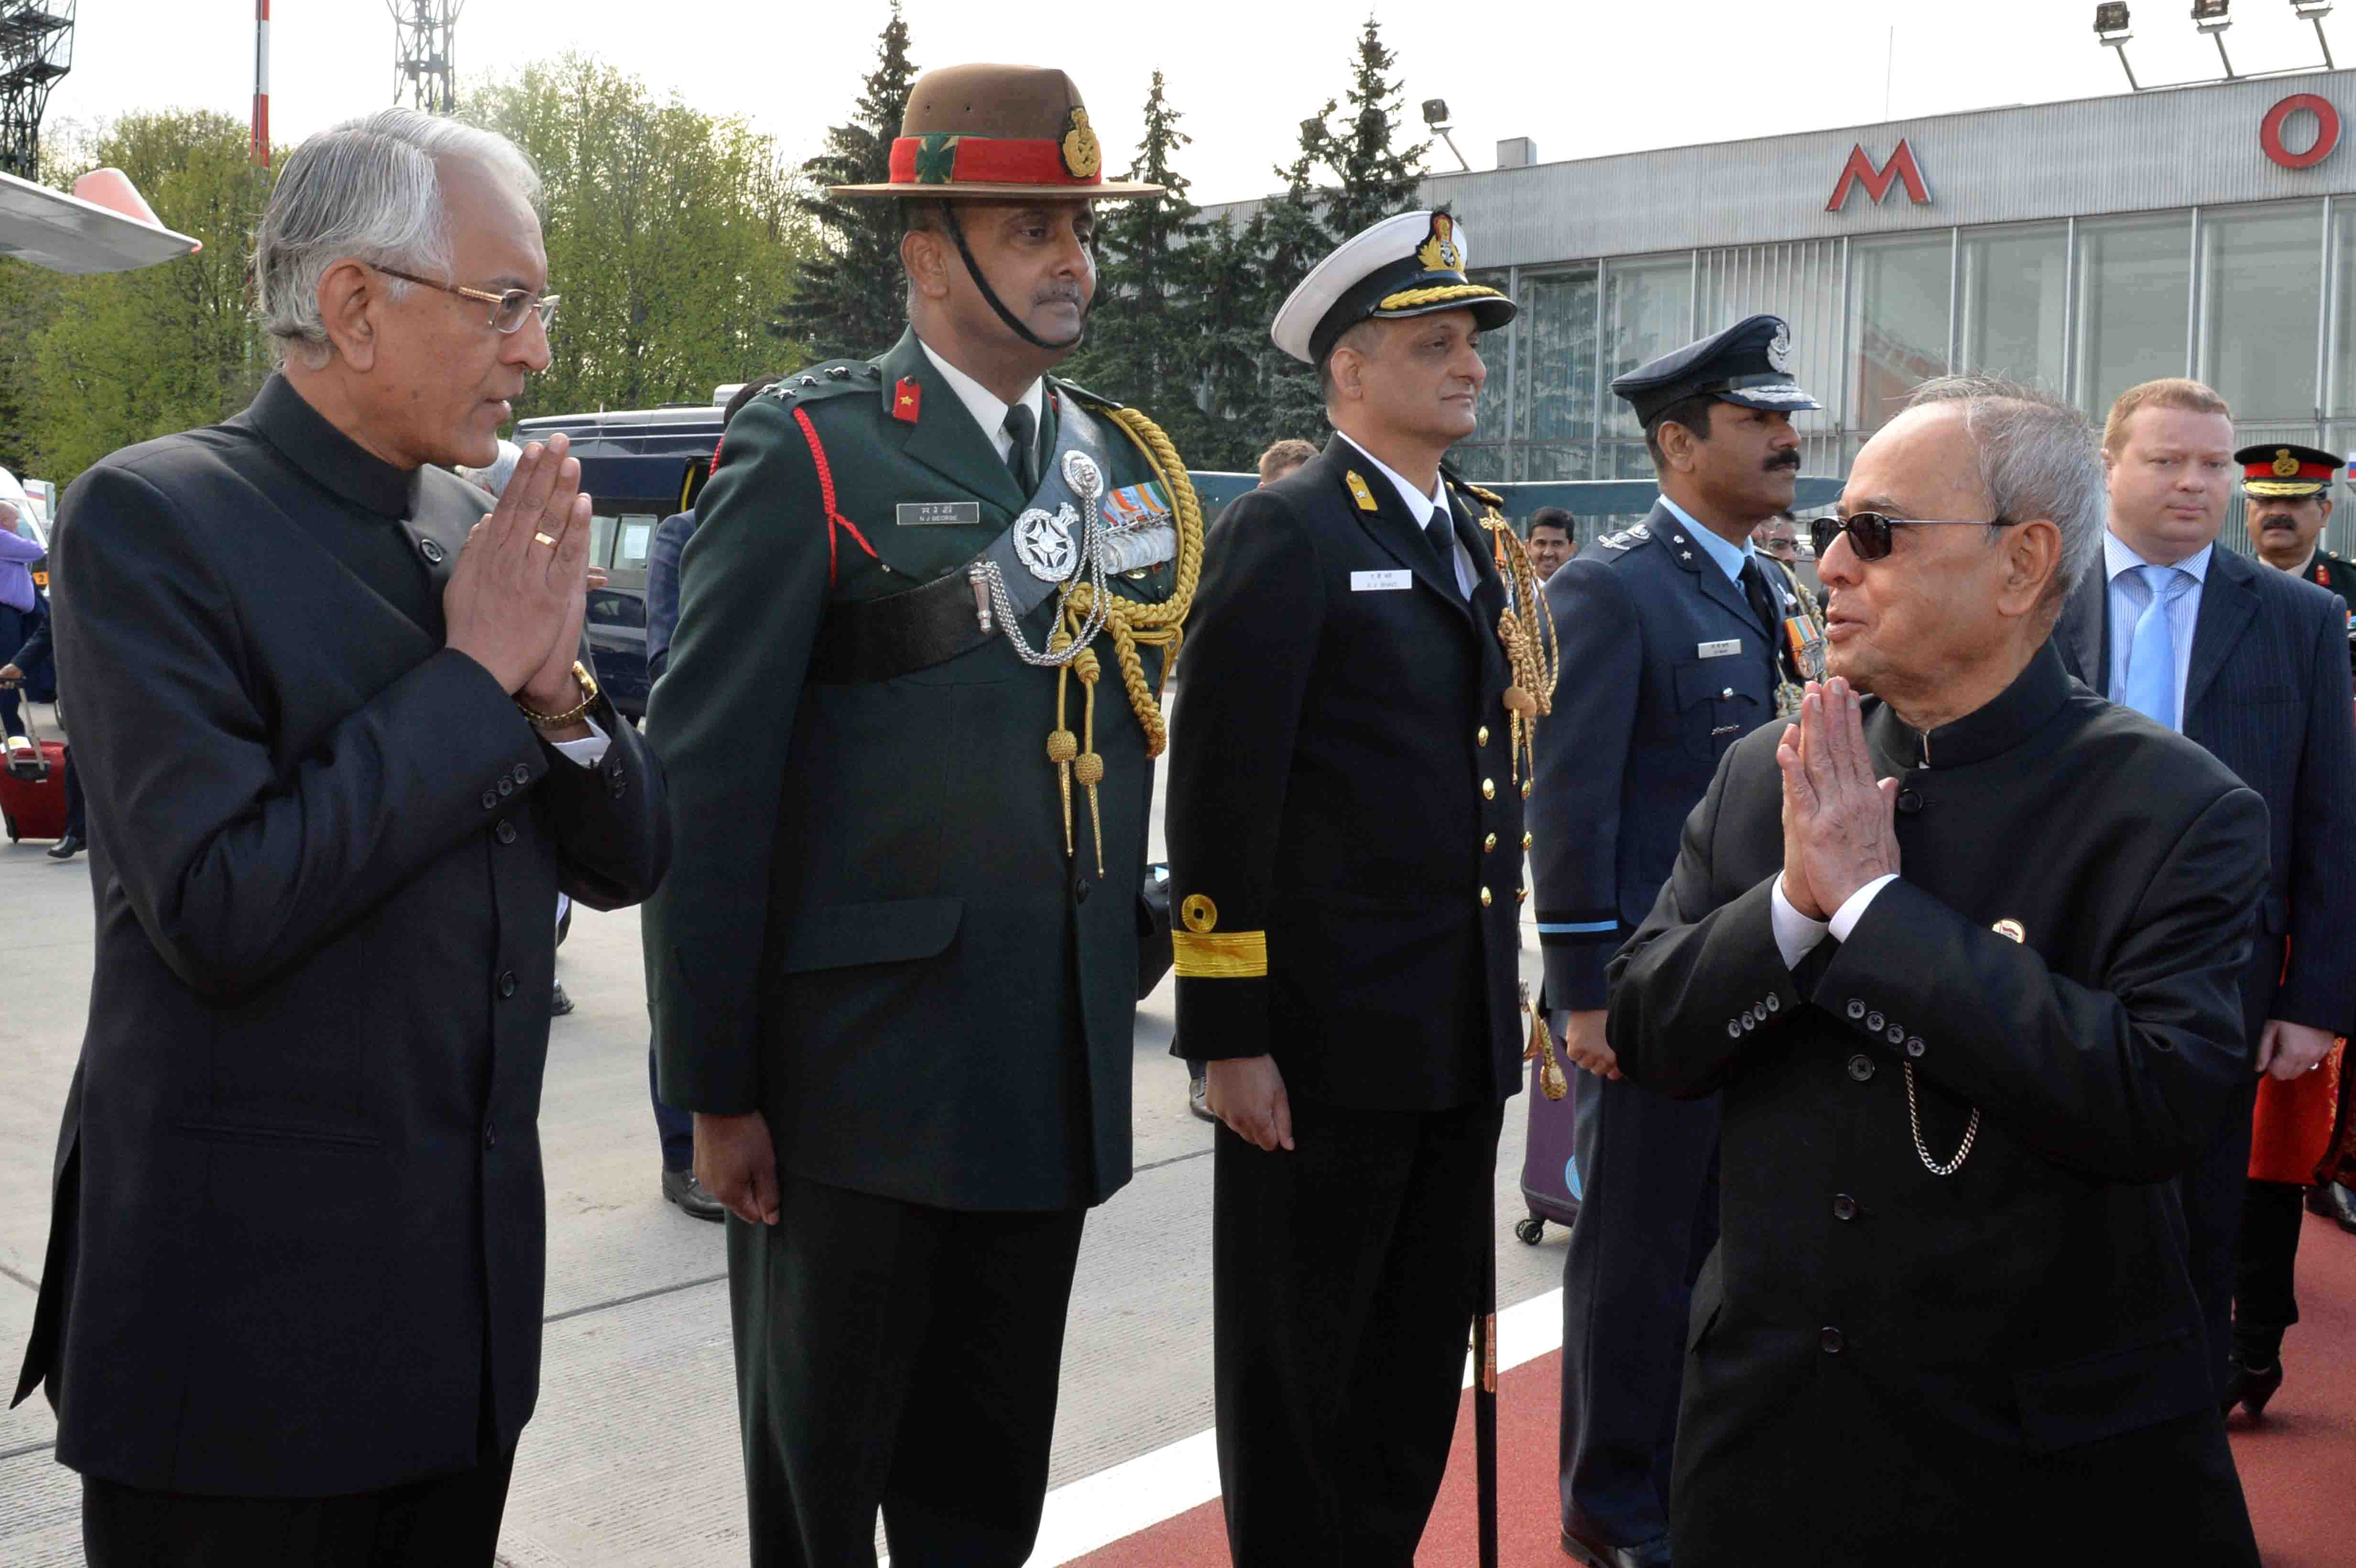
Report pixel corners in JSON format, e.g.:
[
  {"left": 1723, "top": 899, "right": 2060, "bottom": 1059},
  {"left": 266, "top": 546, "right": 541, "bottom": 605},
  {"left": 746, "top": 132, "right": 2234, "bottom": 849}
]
[{"left": 1826, "top": 140, "right": 1931, "bottom": 213}]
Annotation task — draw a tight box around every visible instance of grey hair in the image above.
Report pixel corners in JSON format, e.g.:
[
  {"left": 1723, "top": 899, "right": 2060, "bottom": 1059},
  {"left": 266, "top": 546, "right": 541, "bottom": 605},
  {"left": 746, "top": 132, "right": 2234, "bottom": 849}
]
[
  {"left": 253, "top": 108, "right": 543, "bottom": 368},
  {"left": 1903, "top": 375, "right": 2105, "bottom": 611}
]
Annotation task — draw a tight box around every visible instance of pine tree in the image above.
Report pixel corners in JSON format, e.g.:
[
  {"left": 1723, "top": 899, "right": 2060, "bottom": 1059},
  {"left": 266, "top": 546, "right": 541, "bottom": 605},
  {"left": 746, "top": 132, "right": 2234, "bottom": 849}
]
[
  {"left": 773, "top": 2, "right": 917, "bottom": 360},
  {"left": 1067, "top": 72, "right": 1204, "bottom": 450},
  {"left": 1321, "top": 17, "right": 1429, "bottom": 244}
]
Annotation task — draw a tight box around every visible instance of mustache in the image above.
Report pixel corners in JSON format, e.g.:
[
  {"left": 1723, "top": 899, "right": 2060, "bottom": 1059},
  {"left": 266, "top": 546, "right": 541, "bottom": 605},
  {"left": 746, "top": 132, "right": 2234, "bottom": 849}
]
[
  {"left": 2256, "top": 514, "right": 2301, "bottom": 529},
  {"left": 1032, "top": 283, "right": 1087, "bottom": 308},
  {"left": 1765, "top": 451, "right": 1802, "bottom": 472}
]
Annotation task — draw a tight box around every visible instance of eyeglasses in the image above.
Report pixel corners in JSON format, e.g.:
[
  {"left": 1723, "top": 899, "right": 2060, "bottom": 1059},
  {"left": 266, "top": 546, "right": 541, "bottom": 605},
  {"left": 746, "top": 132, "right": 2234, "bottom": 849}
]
[
  {"left": 373, "top": 265, "right": 559, "bottom": 335},
  {"left": 1811, "top": 512, "right": 2016, "bottom": 563}
]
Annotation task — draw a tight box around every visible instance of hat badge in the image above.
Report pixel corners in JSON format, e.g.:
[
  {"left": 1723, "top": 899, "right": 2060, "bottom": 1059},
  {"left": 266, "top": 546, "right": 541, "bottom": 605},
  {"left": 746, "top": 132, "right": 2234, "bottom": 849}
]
[
  {"left": 1767, "top": 325, "right": 1793, "bottom": 374},
  {"left": 1416, "top": 213, "right": 1463, "bottom": 273},
  {"left": 1060, "top": 107, "right": 1102, "bottom": 181},
  {"left": 2274, "top": 448, "right": 2301, "bottom": 479}
]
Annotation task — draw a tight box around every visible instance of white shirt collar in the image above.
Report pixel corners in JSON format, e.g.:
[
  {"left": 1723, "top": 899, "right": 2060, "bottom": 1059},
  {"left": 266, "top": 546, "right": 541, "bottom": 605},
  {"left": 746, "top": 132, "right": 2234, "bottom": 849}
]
[
  {"left": 2104, "top": 527, "right": 2214, "bottom": 584},
  {"left": 1335, "top": 430, "right": 1448, "bottom": 525},
  {"left": 917, "top": 337, "right": 1046, "bottom": 462}
]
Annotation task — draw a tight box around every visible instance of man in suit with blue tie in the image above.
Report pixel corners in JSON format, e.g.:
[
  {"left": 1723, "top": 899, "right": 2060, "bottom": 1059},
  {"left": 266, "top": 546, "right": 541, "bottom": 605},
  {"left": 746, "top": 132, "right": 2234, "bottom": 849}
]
[{"left": 2055, "top": 377, "right": 2356, "bottom": 1418}]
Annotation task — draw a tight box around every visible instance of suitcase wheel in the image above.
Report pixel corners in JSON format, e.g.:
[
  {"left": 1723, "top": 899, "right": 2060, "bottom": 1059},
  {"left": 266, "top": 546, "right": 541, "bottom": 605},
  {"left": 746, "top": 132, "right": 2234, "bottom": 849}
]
[{"left": 1514, "top": 1216, "right": 1547, "bottom": 1246}]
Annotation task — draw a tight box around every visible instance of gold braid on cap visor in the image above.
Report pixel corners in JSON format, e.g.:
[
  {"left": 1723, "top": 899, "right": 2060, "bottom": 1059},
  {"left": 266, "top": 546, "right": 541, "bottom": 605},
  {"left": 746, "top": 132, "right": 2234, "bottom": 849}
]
[{"left": 1376, "top": 283, "right": 1509, "bottom": 312}]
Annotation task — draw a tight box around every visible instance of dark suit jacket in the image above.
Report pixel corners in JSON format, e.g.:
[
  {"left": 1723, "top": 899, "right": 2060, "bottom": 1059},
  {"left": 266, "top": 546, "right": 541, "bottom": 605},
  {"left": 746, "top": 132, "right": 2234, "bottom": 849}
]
[
  {"left": 1167, "top": 435, "right": 1525, "bottom": 1109},
  {"left": 1531, "top": 502, "right": 1783, "bottom": 1012},
  {"left": 11, "top": 380, "right": 670, "bottom": 1496},
  {"left": 2057, "top": 541, "right": 2356, "bottom": 1037},
  {"left": 1609, "top": 643, "right": 2267, "bottom": 1561},
  {"left": 643, "top": 330, "right": 1178, "bottom": 1211}
]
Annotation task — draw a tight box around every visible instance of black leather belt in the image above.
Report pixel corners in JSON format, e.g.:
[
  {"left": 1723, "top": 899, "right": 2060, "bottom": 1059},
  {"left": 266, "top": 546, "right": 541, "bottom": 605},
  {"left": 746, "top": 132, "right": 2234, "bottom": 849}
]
[{"left": 806, "top": 569, "right": 997, "bottom": 684}]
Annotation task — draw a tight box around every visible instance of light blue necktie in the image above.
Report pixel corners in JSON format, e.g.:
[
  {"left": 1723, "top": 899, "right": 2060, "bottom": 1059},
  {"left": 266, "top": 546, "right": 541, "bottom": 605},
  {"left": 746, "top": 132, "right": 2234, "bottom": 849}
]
[{"left": 2121, "top": 563, "right": 2190, "bottom": 729}]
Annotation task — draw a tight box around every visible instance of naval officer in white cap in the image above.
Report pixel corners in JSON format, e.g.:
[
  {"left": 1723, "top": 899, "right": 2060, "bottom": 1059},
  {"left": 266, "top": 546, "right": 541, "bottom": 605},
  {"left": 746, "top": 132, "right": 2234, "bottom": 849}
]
[{"left": 1166, "top": 209, "right": 1555, "bottom": 1564}]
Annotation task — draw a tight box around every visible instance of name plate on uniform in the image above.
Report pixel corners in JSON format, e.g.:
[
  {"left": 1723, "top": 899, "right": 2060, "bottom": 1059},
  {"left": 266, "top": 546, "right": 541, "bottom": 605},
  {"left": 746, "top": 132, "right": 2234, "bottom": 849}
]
[
  {"left": 1352, "top": 569, "right": 1412, "bottom": 592},
  {"left": 1697, "top": 639, "right": 1743, "bottom": 658},
  {"left": 897, "top": 501, "right": 982, "bottom": 527}
]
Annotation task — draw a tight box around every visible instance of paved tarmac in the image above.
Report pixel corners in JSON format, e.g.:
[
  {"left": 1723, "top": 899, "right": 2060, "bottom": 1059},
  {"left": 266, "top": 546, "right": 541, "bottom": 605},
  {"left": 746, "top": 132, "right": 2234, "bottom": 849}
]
[{"left": 0, "top": 709, "right": 1563, "bottom": 1566}]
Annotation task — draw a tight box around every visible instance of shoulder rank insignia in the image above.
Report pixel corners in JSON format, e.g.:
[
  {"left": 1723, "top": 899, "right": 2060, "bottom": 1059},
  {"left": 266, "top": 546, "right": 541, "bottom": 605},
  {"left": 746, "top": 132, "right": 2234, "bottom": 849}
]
[
  {"left": 1347, "top": 470, "right": 1380, "bottom": 512},
  {"left": 893, "top": 377, "right": 922, "bottom": 424},
  {"left": 1599, "top": 522, "right": 1652, "bottom": 551}
]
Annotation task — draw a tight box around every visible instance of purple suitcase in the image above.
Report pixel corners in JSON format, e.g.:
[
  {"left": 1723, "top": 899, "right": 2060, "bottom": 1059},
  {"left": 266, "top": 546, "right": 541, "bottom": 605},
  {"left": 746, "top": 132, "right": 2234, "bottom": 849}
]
[{"left": 1515, "top": 1009, "right": 1582, "bottom": 1244}]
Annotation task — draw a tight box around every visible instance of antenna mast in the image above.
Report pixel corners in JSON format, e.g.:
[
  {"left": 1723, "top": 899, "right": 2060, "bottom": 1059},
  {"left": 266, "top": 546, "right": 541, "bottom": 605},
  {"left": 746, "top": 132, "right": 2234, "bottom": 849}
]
[
  {"left": 390, "top": 0, "right": 462, "bottom": 115},
  {"left": 0, "top": 0, "right": 74, "bottom": 180}
]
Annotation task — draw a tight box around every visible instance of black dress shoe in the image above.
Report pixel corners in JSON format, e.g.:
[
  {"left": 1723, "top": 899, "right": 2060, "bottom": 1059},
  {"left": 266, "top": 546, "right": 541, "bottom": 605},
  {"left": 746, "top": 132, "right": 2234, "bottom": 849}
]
[
  {"left": 2307, "top": 1181, "right": 2356, "bottom": 1236},
  {"left": 662, "top": 1167, "right": 726, "bottom": 1222},
  {"left": 46, "top": 834, "right": 81, "bottom": 860},
  {"left": 2222, "top": 1357, "right": 2285, "bottom": 1419},
  {"left": 1562, "top": 1514, "right": 1671, "bottom": 1568},
  {"left": 1188, "top": 1068, "right": 1216, "bottom": 1124},
  {"left": 550, "top": 980, "right": 575, "bottom": 1017}
]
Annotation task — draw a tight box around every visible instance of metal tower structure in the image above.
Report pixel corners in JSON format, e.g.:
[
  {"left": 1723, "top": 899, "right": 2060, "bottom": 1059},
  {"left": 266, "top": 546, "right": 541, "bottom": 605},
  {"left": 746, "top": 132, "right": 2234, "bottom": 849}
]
[
  {"left": 0, "top": 0, "right": 73, "bottom": 181},
  {"left": 390, "top": 0, "right": 461, "bottom": 115}
]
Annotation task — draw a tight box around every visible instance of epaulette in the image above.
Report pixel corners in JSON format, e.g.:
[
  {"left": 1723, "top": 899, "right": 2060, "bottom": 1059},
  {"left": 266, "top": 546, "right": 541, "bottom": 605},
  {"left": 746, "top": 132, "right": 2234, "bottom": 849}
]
[
  {"left": 1050, "top": 376, "right": 1127, "bottom": 413},
  {"left": 764, "top": 359, "right": 884, "bottom": 407},
  {"left": 1439, "top": 465, "right": 1506, "bottom": 514},
  {"left": 1594, "top": 522, "right": 1655, "bottom": 555}
]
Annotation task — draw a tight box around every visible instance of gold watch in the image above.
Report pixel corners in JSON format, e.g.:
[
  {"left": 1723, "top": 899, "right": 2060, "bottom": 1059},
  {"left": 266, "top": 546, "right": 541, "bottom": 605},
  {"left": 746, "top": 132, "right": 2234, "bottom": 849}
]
[{"left": 518, "top": 661, "right": 600, "bottom": 728}]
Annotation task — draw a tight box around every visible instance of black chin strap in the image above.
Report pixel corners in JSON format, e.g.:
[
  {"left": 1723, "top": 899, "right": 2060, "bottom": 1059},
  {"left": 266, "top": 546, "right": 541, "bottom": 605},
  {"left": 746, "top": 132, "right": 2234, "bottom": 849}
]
[{"left": 939, "top": 199, "right": 1087, "bottom": 354}]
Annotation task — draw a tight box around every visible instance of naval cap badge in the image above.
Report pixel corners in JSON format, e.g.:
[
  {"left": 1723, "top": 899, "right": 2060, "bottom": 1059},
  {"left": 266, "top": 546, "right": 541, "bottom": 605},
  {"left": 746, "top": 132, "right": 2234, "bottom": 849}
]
[{"left": 1767, "top": 324, "right": 1793, "bottom": 373}]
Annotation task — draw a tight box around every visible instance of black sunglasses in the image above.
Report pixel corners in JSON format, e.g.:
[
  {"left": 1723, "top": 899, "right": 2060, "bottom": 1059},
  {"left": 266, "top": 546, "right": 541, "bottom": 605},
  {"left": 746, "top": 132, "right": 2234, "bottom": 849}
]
[{"left": 1811, "top": 512, "right": 2017, "bottom": 563}]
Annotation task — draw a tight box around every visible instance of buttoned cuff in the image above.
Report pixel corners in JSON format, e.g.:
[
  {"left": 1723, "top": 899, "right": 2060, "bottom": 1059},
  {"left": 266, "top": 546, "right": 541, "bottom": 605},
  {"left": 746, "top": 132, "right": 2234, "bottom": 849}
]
[
  {"left": 549, "top": 715, "right": 611, "bottom": 769},
  {"left": 1828, "top": 874, "right": 1898, "bottom": 943},
  {"left": 1770, "top": 876, "right": 1832, "bottom": 970}
]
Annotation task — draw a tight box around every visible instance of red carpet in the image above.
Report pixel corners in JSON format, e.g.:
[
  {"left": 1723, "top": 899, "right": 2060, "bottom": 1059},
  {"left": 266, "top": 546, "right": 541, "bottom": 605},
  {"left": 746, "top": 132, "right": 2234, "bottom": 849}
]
[{"left": 1073, "top": 1213, "right": 2356, "bottom": 1566}]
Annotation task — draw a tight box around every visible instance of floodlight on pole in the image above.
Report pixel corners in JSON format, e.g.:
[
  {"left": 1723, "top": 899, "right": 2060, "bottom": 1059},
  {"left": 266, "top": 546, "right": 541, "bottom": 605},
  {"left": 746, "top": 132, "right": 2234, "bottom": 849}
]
[
  {"left": 2293, "top": 0, "right": 2336, "bottom": 69},
  {"left": 2094, "top": 4, "right": 2142, "bottom": 90},
  {"left": 1420, "top": 97, "right": 1470, "bottom": 173},
  {"left": 2191, "top": 0, "right": 2239, "bottom": 78}
]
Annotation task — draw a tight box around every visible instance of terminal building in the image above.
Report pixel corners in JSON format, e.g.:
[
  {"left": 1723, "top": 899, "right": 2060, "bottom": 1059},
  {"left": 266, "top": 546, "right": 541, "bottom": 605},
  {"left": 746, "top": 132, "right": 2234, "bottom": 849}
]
[{"left": 1270, "top": 66, "right": 2356, "bottom": 548}]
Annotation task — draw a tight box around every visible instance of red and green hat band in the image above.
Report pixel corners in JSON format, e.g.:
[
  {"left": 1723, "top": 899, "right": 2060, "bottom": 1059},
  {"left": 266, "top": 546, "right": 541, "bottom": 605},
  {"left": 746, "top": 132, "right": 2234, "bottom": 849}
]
[{"left": 888, "top": 133, "right": 1100, "bottom": 189}]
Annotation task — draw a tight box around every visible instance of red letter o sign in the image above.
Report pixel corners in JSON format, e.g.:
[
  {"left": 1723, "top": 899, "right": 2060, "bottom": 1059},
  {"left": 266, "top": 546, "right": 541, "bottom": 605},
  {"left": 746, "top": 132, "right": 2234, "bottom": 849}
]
[{"left": 2262, "top": 94, "right": 2341, "bottom": 170}]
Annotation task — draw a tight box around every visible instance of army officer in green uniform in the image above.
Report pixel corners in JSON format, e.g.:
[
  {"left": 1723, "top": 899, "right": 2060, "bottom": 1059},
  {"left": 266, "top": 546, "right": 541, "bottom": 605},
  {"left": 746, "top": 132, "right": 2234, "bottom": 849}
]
[{"left": 641, "top": 63, "right": 1202, "bottom": 1567}]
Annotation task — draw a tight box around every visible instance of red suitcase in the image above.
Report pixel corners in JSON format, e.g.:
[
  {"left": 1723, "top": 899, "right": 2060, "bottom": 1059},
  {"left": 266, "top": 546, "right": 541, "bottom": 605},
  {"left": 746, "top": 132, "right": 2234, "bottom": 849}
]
[
  {"left": 1515, "top": 989, "right": 1582, "bottom": 1244},
  {"left": 0, "top": 707, "right": 67, "bottom": 842}
]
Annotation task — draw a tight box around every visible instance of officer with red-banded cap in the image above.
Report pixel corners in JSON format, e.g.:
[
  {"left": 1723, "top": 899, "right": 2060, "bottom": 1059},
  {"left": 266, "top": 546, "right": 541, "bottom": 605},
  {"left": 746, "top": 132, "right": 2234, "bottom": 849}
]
[
  {"left": 2240, "top": 441, "right": 2356, "bottom": 670},
  {"left": 642, "top": 62, "right": 1201, "bottom": 1566}
]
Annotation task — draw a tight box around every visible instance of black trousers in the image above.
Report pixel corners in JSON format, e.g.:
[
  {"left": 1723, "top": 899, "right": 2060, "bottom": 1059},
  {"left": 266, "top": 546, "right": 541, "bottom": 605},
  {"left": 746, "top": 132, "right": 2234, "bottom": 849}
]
[
  {"left": 2234, "top": 1177, "right": 2309, "bottom": 1365},
  {"left": 728, "top": 1173, "right": 1086, "bottom": 1568},
  {"left": 2179, "top": 1072, "right": 2262, "bottom": 1395},
  {"left": 1559, "top": 1072, "right": 1719, "bottom": 1546},
  {"left": 1213, "top": 1096, "right": 1505, "bottom": 1568},
  {"left": 82, "top": 1448, "right": 516, "bottom": 1568}
]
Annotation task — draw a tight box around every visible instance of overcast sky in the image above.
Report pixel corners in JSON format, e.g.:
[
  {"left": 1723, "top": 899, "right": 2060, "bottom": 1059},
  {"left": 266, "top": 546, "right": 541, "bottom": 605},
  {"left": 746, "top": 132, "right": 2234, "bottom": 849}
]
[{"left": 43, "top": 0, "right": 2355, "bottom": 209}]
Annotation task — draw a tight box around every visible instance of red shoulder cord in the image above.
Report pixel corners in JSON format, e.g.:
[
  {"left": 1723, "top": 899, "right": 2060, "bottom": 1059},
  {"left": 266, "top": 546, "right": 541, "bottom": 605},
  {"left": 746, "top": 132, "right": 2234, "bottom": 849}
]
[{"left": 791, "top": 405, "right": 878, "bottom": 586}]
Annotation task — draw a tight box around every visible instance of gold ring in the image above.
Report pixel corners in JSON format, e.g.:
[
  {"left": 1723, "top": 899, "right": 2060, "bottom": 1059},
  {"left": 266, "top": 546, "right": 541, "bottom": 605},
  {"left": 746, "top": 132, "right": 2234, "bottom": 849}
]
[{"left": 532, "top": 532, "right": 557, "bottom": 547}]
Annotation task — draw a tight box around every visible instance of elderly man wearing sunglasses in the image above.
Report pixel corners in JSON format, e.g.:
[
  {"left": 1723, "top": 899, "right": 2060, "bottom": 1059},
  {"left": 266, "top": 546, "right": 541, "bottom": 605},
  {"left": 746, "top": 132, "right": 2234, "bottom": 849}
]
[{"left": 1600, "top": 374, "right": 2269, "bottom": 1567}]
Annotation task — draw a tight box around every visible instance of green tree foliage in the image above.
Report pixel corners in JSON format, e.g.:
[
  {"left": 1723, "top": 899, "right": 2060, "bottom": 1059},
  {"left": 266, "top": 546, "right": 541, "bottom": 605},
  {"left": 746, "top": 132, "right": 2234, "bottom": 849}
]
[
  {"left": 27, "top": 110, "right": 276, "bottom": 485},
  {"left": 1064, "top": 73, "right": 1224, "bottom": 461},
  {"left": 776, "top": 1, "right": 918, "bottom": 360},
  {"left": 469, "top": 55, "right": 813, "bottom": 417},
  {"left": 1319, "top": 17, "right": 1429, "bottom": 244}
]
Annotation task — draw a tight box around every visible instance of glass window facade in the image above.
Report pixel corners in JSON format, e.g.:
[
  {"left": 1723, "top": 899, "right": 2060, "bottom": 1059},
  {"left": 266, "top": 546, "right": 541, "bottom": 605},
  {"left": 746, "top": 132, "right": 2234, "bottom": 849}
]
[
  {"left": 1455, "top": 196, "right": 2356, "bottom": 556},
  {"left": 1960, "top": 223, "right": 2068, "bottom": 394},
  {"left": 2073, "top": 212, "right": 2192, "bottom": 421}
]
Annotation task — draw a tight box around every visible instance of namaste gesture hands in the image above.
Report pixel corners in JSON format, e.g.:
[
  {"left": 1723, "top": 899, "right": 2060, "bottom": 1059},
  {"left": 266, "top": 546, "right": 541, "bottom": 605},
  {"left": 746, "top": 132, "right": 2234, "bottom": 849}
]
[{"left": 1777, "top": 677, "right": 1900, "bottom": 921}]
